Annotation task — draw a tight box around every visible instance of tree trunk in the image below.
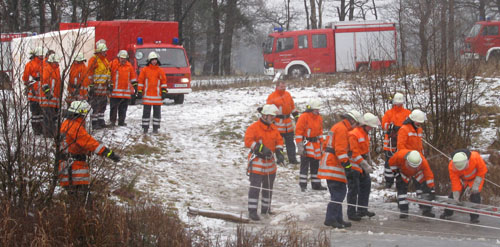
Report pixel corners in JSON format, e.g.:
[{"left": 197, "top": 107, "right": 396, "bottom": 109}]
[
  {"left": 222, "top": 0, "right": 238, "bottom": 75},
  {"left": 316, "top": 0, "right": 323, "bottom": 28},
  {"left": 440, "top": 0, "right": 448, "bottom": 67},
  {"left": 337, "top": 0, "right": 346, "bottom": 21},
  {"left": 209, "top": 0, "right": 221, "bottom": 75},
  {"left": 372, "top": 0, "right": 378, "bottom": 20},
  {"left": 479, "top": 0, "right": 486, "bottom": 21},
  {"left": 286, "top": 0, "right": 291, "bottom": 30},
  {"left": 22, "top": 0, "right": 31, "bottom": 31},
  {"left": 304, "top": 0, "right": 310, "bottom": 29},
  {"left": 309, "top": 0, "right": 317, "bottom": 29},
  {"left": 398, "top": 0, "right": 406, "bottom": 68},
  {"left": 39, "top": 0, "right": 46, "bottom": 33},
  {"left": 348, "top": 0, "right": 355, "bottom": 20},
  {"left": 418, "top": 0, "right": 432, "bottom": 71},
  {"left": 71, "top": 0, "right": 78, "bottom": 23},
  {"left": 48, "top": 0, "right": 61, "bottom": 31}
]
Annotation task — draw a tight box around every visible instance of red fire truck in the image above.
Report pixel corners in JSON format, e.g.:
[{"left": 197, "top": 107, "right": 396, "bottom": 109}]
[
  {"left": 462, "top": 19, "right": 500, "bottom": 62},
  {"left": 60, "top": 20, "right": 191, "bottom": 104},
  {"left": 1, "top": 32, "right": 34, "bottom": 89},
  {"left": 263, "top": 21, "right": 397, "bottom": 77}
]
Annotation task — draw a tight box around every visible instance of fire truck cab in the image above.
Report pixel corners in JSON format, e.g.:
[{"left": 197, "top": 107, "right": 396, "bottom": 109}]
[{"left": 463, "top": 20, "right": 500, "bottom": 62}]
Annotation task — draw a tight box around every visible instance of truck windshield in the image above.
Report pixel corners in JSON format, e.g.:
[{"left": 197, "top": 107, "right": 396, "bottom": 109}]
[
  {"left": 468, "top": 24, "right": 481, "bottom": 38},
  {"left": 263, "top": 36, "right": 274, "bottom": 54},
  {"left": 136, "top": 48, "right": 188, "bottom": 68}
]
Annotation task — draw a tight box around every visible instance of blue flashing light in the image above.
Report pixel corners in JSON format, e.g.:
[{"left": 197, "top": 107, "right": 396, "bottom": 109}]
[
  {"left": 137, "top": 37, "right": 143, "bottom": 45},
  {"left": 173, "top": 37, "right": 179, "bottom": 45},
  {"left": 486, "top": 16, "right": 492, "bottom": 21},
  {"left": 273, "top": 27, "right": 283, "bottom": 33}
]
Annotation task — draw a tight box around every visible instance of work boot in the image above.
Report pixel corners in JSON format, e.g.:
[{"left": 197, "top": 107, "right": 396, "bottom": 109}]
[
  {"left": 300, "top": 185, "right": 306, "bottom": 192},
  {"left": 249, "top": 211, "right": 260, "bottom": 221},
  {"left": 470, "top": 216, "right": 480, "bottom": 224},
  {"left": 348, "top": 214, "right": 362, "bottom": 221},
  {"left": 439, "top": 212, "right": 452, "bottom": 220},
  {"left": 289, "top": 159, "right": 300, "bottom": 165},
  {"left": 399, "top": 210, "right": 409, "bottom": 219},
  {"left": 339, "top": 219, "right": 352, "bottom": 228},
  {"left": 118, "top": 122, "right": 127, "bottom": 126},
  {"left": 143, "top": 128, "right": 148, "bottom": 134},
  {"left": 358, "top": 211, "right": 376, "bottom": 217},
  {"left": 312, "top": 184, "right": 327, "bottom": 191},
  {"left": 324, "top": 220, "right": 344, "bottom": 229},
  {"left": 153, "top": 128, "right": 159, "bottom": 134},
  {"left": 422, "top": 210, "right": 435, "bottom": 218},
  {"left": 110, "top": 121, "right": 116, "bottom": 127}
]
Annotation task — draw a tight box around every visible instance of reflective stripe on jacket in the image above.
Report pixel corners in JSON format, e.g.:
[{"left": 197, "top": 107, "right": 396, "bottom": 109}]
[
  {"left": 266, "top": 89, "right": 297, "bottom": 133},
  {"left": 318, "top": 119, "right": 353, "bottom": 183},
  {"left": 67, "top": 63, "right": 89, "bottom": 102},
  {"left": 88, "top": 54, "right": 111, "bottom": 96},
  {"left": 448, "top": 151, "right": 488, "bottom": 192},
  {"left": 381, "top": 105, "right": 410, "bottom": 152},
  {"left": 397, "top": 121, "right": 423, "bottom": 154},
  {"left": 111, "top": 61, "right": 137, "bottom": 99},
  {"left": 389, "top": 149, "right": 434, "bottom": 187},
  {"left": 244, "top": 119, "right": 284, "bottom": 175},
  {"left": 138, "top": 64, "right": 167, "bottom": 105},
  {"left": 348, "top": 126, "right": 369, "bottom": 173},
  {"left": 295, "top": 111, "right": 323, "bottom": 159}
]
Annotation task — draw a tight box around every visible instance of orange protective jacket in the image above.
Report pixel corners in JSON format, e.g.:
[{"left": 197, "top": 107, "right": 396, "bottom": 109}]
[
  {"left": 87, "top": 54, "right": 111, "bottom": 96},
  {"left": 295, "top": 111, "right": 323, "bottom": 159},
  {"left": 318, "top": 119, "right": 353, "bottom": 183},
  {"left": 40, "top": 63, "right": 61, "bottom": 108},
  {"left": 138, "top": 64, "right": 167, "bottom": 105},
  {"left": 22, "top": 57, "right": 43, "bottom": 102},
  {"left": 348, "top": 126, "right": 370, "bottom": 173},
  {"left": 382, "top": 105, "right": 411, "bottom": 152},
  {"left": 397, "top": 119, "right": 424, "bottom": 154},
  {"left": 266, "top": 89, "right": 297, "bottom": 133},
  {"left": 244, "top": 119, "right": 284, "bottom": 175},
  {"left": 448, "top": 151, "right": 488, "bottom": 193},
  {"left": 111, "top": 61, "right": 137, "bottom": 99},
  {"left": 389, "top": 149, "right": 435, "bottom": 188},
  {"left": 59, "top": 117, "right": 107, "bottom": 187},
  {"left": 67, "top": 63, "right": 89, "bottom": 103}
]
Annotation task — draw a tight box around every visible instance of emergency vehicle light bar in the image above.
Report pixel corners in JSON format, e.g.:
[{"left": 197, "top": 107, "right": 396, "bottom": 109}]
[
  {"left": 137, "top": 37, "right": 143, "bottom": 45},
  {"left": 173, "top": 37, "right": 179, "bottom": 45},
  {"left": 273, "top": 27, "right": 283, "bottom": 33}
]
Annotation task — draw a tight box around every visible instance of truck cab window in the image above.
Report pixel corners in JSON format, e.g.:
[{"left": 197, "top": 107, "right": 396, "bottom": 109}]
[
  {"left": 263, "top": 36, "right": 274, "bottom": 54},
  {"left": 312, "top": 34, "right": 327, "bottom": 48},
  {"left": 482, "top": 25, "right": 499, "bottom": 36},
  {"left": 276, "top": 37, "right": 294, "bottom": 52},
  {"left": 298, "top": 35, "right": 308, "bottom": 49}
]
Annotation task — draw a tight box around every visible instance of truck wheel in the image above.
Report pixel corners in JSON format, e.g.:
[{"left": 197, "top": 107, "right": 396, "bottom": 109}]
[
  {"left": 288, "top": 65, "right": 307, "bottom": 78},
  {"left": 174, "top": 94, "right": 184, "bottom": 104}
]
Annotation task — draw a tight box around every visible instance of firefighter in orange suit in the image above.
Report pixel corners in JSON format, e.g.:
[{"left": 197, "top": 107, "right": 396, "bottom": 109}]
[
  {"left": 244, "top": 104, "right": 284, "bottom": 221},
  {"left": 389, "top": 149, "right": 435, "bottom": 218},
  {"left": 440, "top": 149, "right": 488, "bottom": 223},
  {"left": 382, "top": 93, "right": 411, "bottom": 188},
  {"left": 22, "top": 47, "right": 44, "bottom": 135},
  {"left": 295, "top": 99, "right": 326, "bottom": 192},
  {"left": 137, "top": 52, "right": 167, "bottom": 134},
  {"left": 66, "top": 53, "right": 89, "bottom": 105},
  {"left": 40, "top": 54, "right": 62, "bottom": 137},
  {"left": 110, "top": 50, "right": 137, "bottom": 126},
  {"left": 397, "top": 109, "right": 426, "bottom": 154},
  {"left": 87, "top": 42, "right": 111, "bottom": 129},
  {"left": 266, "top": 80, "right": 299, "bottom": 164},
  {"left": 59, "top": 101, "right": 120, "bottom": 201},
  {"left": 318, "top": 110, "right": 361, "bottom": 229},
  {"left": 346, "top": 113, "right": 380, "bottom": 221}
]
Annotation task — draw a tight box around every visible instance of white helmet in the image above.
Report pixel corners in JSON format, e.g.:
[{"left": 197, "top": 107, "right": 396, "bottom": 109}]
[
  {"left": 409, "top": 109, "right": 426, "bottom": 123},
  {"left": 452, "top": 152, "right": 469, "bottom": 171},
  {"left": 405, "top": 150, "right": 422, "bottom": 168},
  {"left": 75, "top": 53, "right": 86, "bottom": 62},
  {"left": 362, "top": 113, "right": 381, "bottom": 128},
  {"left": 34, "top": 47, "right": 44, "bottom": 57},
  {"left": 347, "top": 110, "right": 362, "bottom": 123},
  {"left": 96, "top": 43, "right": 108, "bottom": 53},
  {"left": 47, "top": 54, "right": 60, "bottom": 63},
  {"left": 68, "top": 100, "right": 91, "bottom": 114},
  {"left": 393, "top": 93, "right": 404, "bottom": 105},
  {"left": 261, "top": 104, "right": 279, "bottom": 116},
  {"left": 117, "top": 50, "right": 128, "bottom": 59},
  {"left": 148, "top": 51, "right": 159, "bottom": 61},
  {"left": 307, "top": 99, "right": 322, "bottom": 110}
]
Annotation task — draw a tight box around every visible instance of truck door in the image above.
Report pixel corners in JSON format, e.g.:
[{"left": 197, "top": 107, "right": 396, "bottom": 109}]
[
  {"left": 296, "top": 34, "right": 310, "bottom": 66},
  {"left": 274, "top": 36, "right": 295, "bottom": 70},
  {"left": 310, "top": 32, "right": 334, "bottom": 73},
  {"left": 335, "top": 32, "right": 356, "bottom": 72},
  {"left": 480, "top": 24, "right": 500, "bottom": 56}
]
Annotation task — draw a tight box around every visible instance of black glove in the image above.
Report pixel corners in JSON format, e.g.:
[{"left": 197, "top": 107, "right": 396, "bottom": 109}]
[
  {"left": 161, "top": 89, "right": 168, "bottom": 100},
  {"left": 275, "top": 148, "right": 285, "bottom": 164},
  {"left": 342, "top": 161, "right": 353, "bottom": 177},
  {"left": 103, "top": 148, "right": 120, "bottom": 162},
  {"left": 42, "top": 85, "right": 52, "bottom": 100},
  {"left": 33, "top": 76, "right": 40, "bottom": 81},
  {"left": 136, "top": 91, "right": 143, "bottom": 99},
  {"left": 253, "top": 143, "right": 272, "bottom": 158},
  {"left": 292, "top": 111, "right": 299, "bottom": 119}
]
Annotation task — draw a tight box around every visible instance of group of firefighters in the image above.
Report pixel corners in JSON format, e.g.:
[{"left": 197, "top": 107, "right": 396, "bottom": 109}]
[
  {"left": 244, "top": 80, "right": 489, "bottom": 228},
  {"left": 22, "top": 40, "right": 170, "bottom": 198}
]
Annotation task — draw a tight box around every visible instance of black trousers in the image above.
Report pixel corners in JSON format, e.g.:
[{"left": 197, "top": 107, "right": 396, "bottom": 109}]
[
  {"left": 281, "top": 132, "right": 297, "bottom": 162},
  {"left": 109, "top": 98, "right": 129, "bottom": 124},
  {"left": 347, "top": 170, "right": 372, "bottom": 216},
  {"left": 248, "top": 172, "right": 276, "bottom": 214},
  {"left": 142, "top": 105, "right": 161, "bottom": 131},
  {"left": 299, "top": 156, "right": 321, "bottom": 189},
  {"left": 396, "top": 177, "right": 432, "bottom": 213},
  {"left": 89, "top": 95, "right": 107, "bottom": 128},
  {"left": 29, "top": 101, "right": 43, "bottom": 134},
  {"left": 41, "top": 107, "right": 58, "bottom": 137}
]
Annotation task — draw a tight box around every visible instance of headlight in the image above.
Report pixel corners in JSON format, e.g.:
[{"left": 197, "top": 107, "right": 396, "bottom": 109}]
[
  {"left": 181, "top": 78, "right": 190, "bottom": 83},
  {"left": 135, "top": 52, "right": 143, "bottom": 60}
]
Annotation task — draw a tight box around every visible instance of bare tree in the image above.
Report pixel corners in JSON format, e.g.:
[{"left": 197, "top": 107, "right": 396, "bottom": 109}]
[
  {"left": 304, "top": 0, "right": 310, "bottom": 29},
  {"left": 337, "top": 0, "right": 347, "bottom": 21},
  {"left": 221, "top": 0, "right": 238, "bottom": 75},
  {"left": 310, "top": 0, "right": 317, "bottom": 29}
]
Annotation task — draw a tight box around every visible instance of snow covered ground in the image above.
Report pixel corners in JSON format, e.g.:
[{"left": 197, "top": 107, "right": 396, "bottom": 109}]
[{"left": 94, "top": 76, "right": 500, "bottom": 245}]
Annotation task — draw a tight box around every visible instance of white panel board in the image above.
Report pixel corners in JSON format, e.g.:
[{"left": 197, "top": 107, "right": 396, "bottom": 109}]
[
  {"left": 335, "top": 32, "right": 356, "bottom": 72},
  {"left": 355, "top": 30, "right": 396, "bottom": 62}
]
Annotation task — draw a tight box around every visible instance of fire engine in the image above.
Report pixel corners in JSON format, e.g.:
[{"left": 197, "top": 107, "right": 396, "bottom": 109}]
[
  {"left": 1, "top": 32, "right": 34, "bottom": 89},
  {"left": 59, "top": 20, "right": 191, "bottom": 104},
  {"left": 263, "top": 21, "right": 397, "bottom": 77},
  {"left": 462, "top": 19, "right": 500, "bottom": 62}
]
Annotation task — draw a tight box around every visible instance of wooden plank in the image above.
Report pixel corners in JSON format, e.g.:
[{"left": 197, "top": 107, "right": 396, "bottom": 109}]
[{"left": 188, "top": 207, "right": 250, "bottom": 223}]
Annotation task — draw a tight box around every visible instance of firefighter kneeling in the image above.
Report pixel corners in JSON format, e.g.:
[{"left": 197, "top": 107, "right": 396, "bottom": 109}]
[{"left": 59, "top": 101, "right": 121, "bottom": 202}]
